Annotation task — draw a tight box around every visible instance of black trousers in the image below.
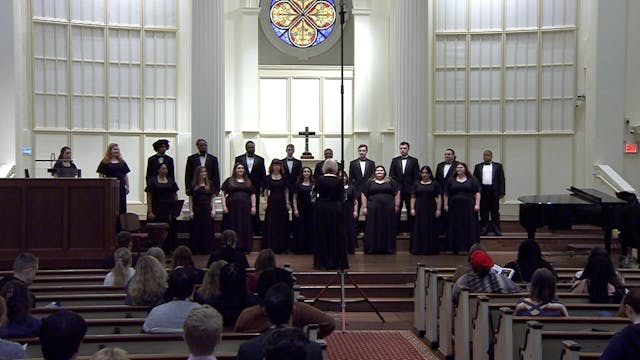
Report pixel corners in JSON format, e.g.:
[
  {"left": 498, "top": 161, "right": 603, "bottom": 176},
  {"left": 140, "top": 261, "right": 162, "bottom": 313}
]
[{"left": 480, "top": 185, "right": 500, "bottom": 230}]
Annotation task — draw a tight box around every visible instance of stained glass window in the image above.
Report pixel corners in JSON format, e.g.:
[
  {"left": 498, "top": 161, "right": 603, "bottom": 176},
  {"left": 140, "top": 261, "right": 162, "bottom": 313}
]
[{"left": 269, "top": 0, "right": 337, "bottom": 48}]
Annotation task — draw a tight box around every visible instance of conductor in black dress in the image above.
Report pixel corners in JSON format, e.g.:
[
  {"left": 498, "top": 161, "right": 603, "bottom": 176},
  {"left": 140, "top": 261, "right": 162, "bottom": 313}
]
[
  {"left": 473, "top": 150, "right": 505, "bottom": 236},
  {"left": 145, "top": 139, "right": 175, "bottom": 186},
  {"left": 235, "top": 141, "right": 267, "bottom": 235},
  {"left": 314, "top": 159, "right": 348, "bottom": 270},
  {"left": 185, "top": 139, "right": 220, "bottom": 196},
  {"left": 314, "top": 148, "right": 334, "bottom": 180},
  {"left": 349, "top": 144, "right": 375, "bottom": 215},
  {"left": 389, "top": 141, "right": 420, "bottom": 233}
]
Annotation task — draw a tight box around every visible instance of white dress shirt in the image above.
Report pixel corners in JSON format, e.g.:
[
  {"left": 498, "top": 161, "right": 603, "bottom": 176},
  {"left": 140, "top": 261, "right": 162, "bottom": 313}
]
[{"left": 482, "top": 163, "right": 493, "bottom": 185}]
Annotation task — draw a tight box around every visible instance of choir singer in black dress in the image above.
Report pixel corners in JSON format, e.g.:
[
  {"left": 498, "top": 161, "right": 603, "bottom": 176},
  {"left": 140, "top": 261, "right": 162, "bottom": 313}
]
[
  {"left": 189, "top": 166, "right": 216, "bottom": 254},
  {"left": 313, "top": 159, "right": 348, "bottom": 270},
  {"left": 221, "top": 163, "right": 256, "bottom": 253},
  {"left": 262, "top": 159, "right": 290, "bottom": 253},
  {"left": 361, "top": 165, "right": 400, "bottom": 254},
  {"left": 97, "top": 143, "right": 130, "bottom": 214},
  {"left": 409, "top": 166, "right": 442, "bottom": 255},
  {"left": 292, "top": 167, "right": 314, "bottom": 254},
  {"left": 443, "top": 162, "right": 481, "bottom": 255}
]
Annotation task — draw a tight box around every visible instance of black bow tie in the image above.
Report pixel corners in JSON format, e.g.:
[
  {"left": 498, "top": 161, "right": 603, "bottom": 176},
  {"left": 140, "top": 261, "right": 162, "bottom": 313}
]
[
  {"left": 445, "top": 162, "right": 452, "bottom": 165},
  {"left": 401, "top": 157, "right": 408, "bottom": 160},
  {"left": 484, "top": 162, "right": 492, "bottom": 165}
]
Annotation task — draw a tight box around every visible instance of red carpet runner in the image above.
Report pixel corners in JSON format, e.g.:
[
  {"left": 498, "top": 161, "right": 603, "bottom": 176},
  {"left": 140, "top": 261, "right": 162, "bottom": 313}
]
[{"left": 324, "top": 330, "right": 438, "bottom": 360}]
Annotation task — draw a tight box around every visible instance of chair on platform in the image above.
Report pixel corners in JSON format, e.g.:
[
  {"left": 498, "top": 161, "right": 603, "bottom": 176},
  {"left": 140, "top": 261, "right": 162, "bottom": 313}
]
[{"left": 119, "top": 213, "right": 150, "bottom": 253}]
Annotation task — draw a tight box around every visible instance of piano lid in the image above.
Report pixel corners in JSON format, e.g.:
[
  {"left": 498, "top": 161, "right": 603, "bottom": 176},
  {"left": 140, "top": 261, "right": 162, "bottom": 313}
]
[{"left": 518, "top": 187, "right": 626, "bottom": 205}]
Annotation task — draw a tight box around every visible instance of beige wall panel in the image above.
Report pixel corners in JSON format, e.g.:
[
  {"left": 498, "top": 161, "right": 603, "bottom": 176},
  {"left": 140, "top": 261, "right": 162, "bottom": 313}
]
[
  {"left": 469, "top": 137, "right": 502, "bottom": 165},
  {"left": 34, "top": 134, "right": 68, "bottom": 178},
  {"left": 504, "top": 136, "right": 536, "bottom": 201},
  {"left": 433, "top": 137, "right": 467, "bottom": 167},
  {"left": 539, "top": 136, "right": 573, "bottom": 194},
  {"left": 71, "top": 134, "right": 105, "bottom": 179}
]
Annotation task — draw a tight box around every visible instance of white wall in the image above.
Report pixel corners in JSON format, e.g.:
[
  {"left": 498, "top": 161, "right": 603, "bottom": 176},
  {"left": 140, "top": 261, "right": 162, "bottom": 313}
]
[
  {"left": 624, "top": 0, "right": 640, "bottom": 191},
  {"left": 0, "top": 0, "right": 16, "bottom": 168}
]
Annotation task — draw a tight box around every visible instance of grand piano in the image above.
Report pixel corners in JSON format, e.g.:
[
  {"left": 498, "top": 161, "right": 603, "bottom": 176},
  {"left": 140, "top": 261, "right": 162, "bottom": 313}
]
[{"left": 518, "top": 187, "right": 628, "bottom": 252}]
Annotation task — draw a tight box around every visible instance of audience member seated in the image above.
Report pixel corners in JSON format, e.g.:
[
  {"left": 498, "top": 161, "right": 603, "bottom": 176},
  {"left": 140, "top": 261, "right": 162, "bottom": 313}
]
[
  {"left": 451, "top": 242, "right": 485, "bottom": 282},
  {"left": 235, "top": 268, "right": 335, "bottom": 338},
  {"left": 145, "top": 247, "right": 166, "bottom": 267},
  {"left": 571, "top": 247, "right": 625, "bottom": 303},
  {"left": 172, "top": 245, "right": 206, "bottom": 284},
  {"left": 183, "top": 305, "right": 224, "bottom": 360},
  {"left": 0, "top": 295, "right": 26, "bottom": 360},
  {"left": 237, "top": 283, "right": 322, "bottom": 360},
  {"left": 89, "top": 347, "right": 130, "bottom": 360},
  {"left": 263, "top": 327, "right": 316, "bottom": 360},
  {"left": 515, "top": 268, "right": 568, "bottom": 316},
  {"left": 207, "top": 230, "right": 250, "bottom": 268},
  {"left": 104, "top": 247, "right": 135, "bottom": 287},
  {"left": 0, "top": 280, "right": 40, "bottom": 338},
  {"left": 599, "top": 288, "right": 640, "bottom": 360},
  {"left": 247, "top": 249, "right": 277, "bottom": 293},
  {"left": 125, "top": 255, "right": 167, "bottom": 307},
  {"left": 452, "top": 249, "right": 520, "bottom": 303},
  {"left": 194, "top": 260, "right": 227, "bottom": 304},
  {"left": 204, "top": 263, "right": 258, "bottom": 327},
  {"left": 39, "top": 310, "right": 87, "bottom": 360},
  {"left": 143, "top": 268, "right": 201, "bottom": 333},
  {"left": 0, "top": 253, "right": 38, "bottom": 307},
  {"left": 504, "top": 239, "right": 556, "bottom": 283},
  {"left": 102, "top": 231, "right": 134, "bottom": 269}
]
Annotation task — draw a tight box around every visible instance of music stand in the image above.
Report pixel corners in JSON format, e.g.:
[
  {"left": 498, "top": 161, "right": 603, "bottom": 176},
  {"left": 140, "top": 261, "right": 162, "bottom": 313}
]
[{"left": 310, "top": 1, "right": 385, "bottom": 331}]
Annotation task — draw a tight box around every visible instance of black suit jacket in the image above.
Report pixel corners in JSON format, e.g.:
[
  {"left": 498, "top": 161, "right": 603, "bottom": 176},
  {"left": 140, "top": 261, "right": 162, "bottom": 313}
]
[
  {"left": 473, "top": 162, "right": 506, "bottom": 197},
  {"left": 435, "top": 160, "right": 459, "bottom": 186},
  {"left": 349, "top": 158, "right": 375, "bottom": 191},
  {"left": 185, "top": 153, "right": 220, "bottom": 196},
  {"left": 389, "top": 156, "right": 420, "bottom": 194},
  {"left": 145, "top": 154, "right": 175, "bottom": 185},
  {"left": 235, "top": 154, "right": 267, "bottom": 194},
  {"left": 282, "top": 157, "right": 303, "bottom": 190},
  {"left": 236, "top": 327, "right": 323, "bottom": 360},
  {"left": 313, "top": 160, "right": 325, "bottom": 180}
]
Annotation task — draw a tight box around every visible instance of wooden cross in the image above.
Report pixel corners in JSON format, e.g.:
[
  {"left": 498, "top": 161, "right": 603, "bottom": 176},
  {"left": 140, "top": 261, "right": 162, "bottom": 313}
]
[{"left": 298, "top": 126, "right": 316, "bottom": 159}]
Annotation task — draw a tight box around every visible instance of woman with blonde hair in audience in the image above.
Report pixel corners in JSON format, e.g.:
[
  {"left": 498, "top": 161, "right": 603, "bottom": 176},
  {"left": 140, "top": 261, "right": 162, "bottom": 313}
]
[
  {"left": 0, "top": 295, "right": 26, "bottom": 359},
  {"left": 247, "top": 249, "right": 277, "bottom": 293},
  {"left": 145, "top": 247, "right": 166, "bottom": 267},
  {"left": 194, "top": 260, "right": 227, "bottom": 304},
  {"left": 89, "top": 347, "right": 130, "bottom": 360},
  {"left": 104, "top": 247, "right": 135, "bottom": 287},
  {"left": 515, "top": 268, "right": 568, "bottom": 316},
  {"left": 125, "top": 255, "right": 167, "bottom": 307}
]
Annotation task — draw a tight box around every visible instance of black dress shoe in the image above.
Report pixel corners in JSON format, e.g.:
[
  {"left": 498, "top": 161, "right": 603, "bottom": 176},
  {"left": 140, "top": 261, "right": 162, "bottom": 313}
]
[
  {"left": 493, "top": 228, "right": 502, "bottom": 236},
  {"left": 480, "top": 227, "right": 489, "bottom": 236}
]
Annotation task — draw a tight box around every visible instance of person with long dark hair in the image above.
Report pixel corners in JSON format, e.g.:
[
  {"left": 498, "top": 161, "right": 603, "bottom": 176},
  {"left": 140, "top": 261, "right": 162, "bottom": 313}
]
[
  {"left": 361, "top": 165, "right": 400, "bottom": 254},
  {"left": 571, "top": 247, "right": 625, "bottom": 303},
  {"left": 339, "top": 171, "right": 358, "bottom": 254},
  {"left": 409, "top": 165, "right": 442, "bottom": 255},
  {"left": 53, "top": 146, "right": 78, "bottom": 177},
  {"left": 206, "top": 263, "right": 258, "bottom": 326},
  {"left": 443, "top": 162, "right": 481, "bottom": 254},
  {"left": 97, "top": 143, "right": 130, "bottom": 214},
  {"left": 504, "top": 239, "right": 555, "bottom": 283},
  {"left": 262, "top": 159, "right": 290, "bottom": 253},
  {"left": 189, "top": 166, "right": 216, "bottom": 254},
  {"left": 292, "top": 166, "right": 315, "bottom": 254},
  {"left": 515, "top": 268, "right": 568, "bottom": 316},
  {"left": 221, "top": 163, "right": 256, "bottom": 252}
]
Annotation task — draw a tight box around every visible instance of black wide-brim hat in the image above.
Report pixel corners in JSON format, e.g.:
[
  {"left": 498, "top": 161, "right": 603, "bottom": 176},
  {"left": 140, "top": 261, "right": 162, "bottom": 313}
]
[{"left": 153, "top": 139, "right": 170, "bottom": 151}]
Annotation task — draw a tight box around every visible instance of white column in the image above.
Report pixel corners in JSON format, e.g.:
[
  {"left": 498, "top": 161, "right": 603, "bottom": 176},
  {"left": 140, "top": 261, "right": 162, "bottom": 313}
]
[
  {"left": 192, "top": 0, "right": 225, "bottom": 161},
  {"left": 391, "top": 0, "right": 429, "bottom": 164},
  {"left": 234, "top": 4, "right": 260, "bottom": 133},
  {"left": 0, "top": 0, "right": 16, "bottom": 167}
]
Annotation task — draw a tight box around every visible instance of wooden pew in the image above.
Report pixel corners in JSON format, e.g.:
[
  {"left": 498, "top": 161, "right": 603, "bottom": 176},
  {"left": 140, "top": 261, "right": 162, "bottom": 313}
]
[
  {"left": 492, "top": 308, "right": 626, "bottom": 360},
  {"left": 18, "top": 332, "right": 261, "bottom": 358},
  {"left": 437, "top": 280, "right": 455, "bottom": 359},
  {"left": 32, "top": 305, "right": 149, "bottom": 319},
  {"left": 519, "top": 321, "right": 614, "bottom": 360}
]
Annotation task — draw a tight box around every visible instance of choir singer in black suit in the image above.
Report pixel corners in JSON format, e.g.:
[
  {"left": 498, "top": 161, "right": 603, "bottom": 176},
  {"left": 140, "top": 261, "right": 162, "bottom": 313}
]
[
  {"left": 185, "top": 139, "right": 220, "bottom": 196},
  {"left": 146, "top": 139, "right": 175, "bottom": 186},
  {"left": 473, "top": 150, "right": 505, "bottom": 236},
  {"left": 235, "top": 141, "right": 267, "bottom": 235},
  {"left": 349, "top": 144, "right": 375, "bottom": 217},
  {"left": 314, "top": 148, "right": 334, "bottom": 180},
  {"left": 282, "top": 144, "right": 302, "bottom": 203},
  {"left": 389, "top": 141, "right": 420, "bottom": 234}
]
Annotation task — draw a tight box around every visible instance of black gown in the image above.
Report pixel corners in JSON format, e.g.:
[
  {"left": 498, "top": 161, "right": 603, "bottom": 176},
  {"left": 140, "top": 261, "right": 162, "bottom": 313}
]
[
  {"left": 410, "top": 181, "right": 442, "bottom": 255},
  {"left": 145, "top": 177, "right": 179, "bottom": 223},
  {"left": 96, "top": 161, "right": 130, "bottom": 214},
  {"left": 343, "top": 185, "right": 358, "bottom": 254},
  {"left": 263, "top": 177, "right": 290, "bottom": 253},
  {"left": 53, "top": 160, "right": 78, "bottom": 177},
  {"left": 221, "top": 178, "right": 254, "bottom": 253},
  {"left": 362, "top": 180, "right": 399, "bottom": 254},
  {"left": 314, "top": 175, "right": 347, "bottom": 270},
  {"left": 292, "top": 182, "right": 314, "bottom": 254},
  {"left": 191, "top": 185, "right": 215, "bottom": 254},
  {"left": 445, "top": 178, "right": 481, "bottom": 254}
]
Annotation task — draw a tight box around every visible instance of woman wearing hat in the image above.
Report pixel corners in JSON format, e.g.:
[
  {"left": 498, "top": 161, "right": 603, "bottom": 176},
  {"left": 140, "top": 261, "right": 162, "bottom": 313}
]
[{"left": 146, "top": 139, "right": 175, "bottom": 186}]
